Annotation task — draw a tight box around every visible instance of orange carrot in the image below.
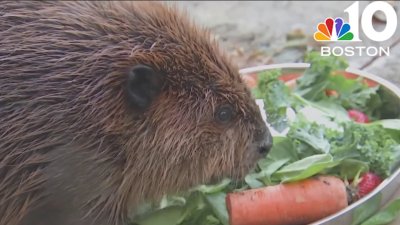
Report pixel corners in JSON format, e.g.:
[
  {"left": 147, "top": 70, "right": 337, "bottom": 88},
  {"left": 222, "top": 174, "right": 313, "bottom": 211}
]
[
  {"left": 278, "top": 73, "right": 301, "bottom": 83},
  {"left": 325, "top": 89, "right": 339, "bottom": 97},
  {"left": 226, "top": 176, "right": 348, "bottom": 225}
]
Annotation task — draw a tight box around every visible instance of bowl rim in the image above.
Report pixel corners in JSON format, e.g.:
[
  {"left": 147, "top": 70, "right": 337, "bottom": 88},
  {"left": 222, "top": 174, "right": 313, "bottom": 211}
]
[{"left": 239, "top": 63, "right": 400, "bottom": 224}]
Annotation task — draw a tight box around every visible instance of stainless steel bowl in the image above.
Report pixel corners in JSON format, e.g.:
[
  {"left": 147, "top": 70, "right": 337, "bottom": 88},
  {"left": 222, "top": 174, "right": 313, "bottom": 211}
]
[{"left": 239, "top": 63, "right": 400, "bottom": 225}]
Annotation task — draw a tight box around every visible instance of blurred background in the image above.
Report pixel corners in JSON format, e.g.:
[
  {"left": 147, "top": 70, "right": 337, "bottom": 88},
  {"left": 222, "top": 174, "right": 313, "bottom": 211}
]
[{"left": 170, "top": 1, "right": 400, "bottom": 86}]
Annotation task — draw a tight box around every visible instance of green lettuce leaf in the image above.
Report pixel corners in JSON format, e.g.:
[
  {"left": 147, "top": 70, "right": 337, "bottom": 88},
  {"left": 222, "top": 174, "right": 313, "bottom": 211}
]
[
  {"left": 361, "top": 198, "right": 400, "bottom": 225},
  {"left": 273, "top": 154, "right": 340, "bottom": 182},
  {"left": 295, "top": 52, "right": 348, "bottom": 101},
  {"left": 253, "top": 69, "right": 292, "bottom": 132}
]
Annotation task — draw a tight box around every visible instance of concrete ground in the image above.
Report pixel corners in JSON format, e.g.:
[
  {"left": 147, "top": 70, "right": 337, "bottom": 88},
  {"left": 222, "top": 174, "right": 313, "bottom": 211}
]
[
  {"left": 172, "top": 1, "right": 400, "bottom": 86},
  {"left": 170, "top": 1, "right": 400, "bottom": 224}
]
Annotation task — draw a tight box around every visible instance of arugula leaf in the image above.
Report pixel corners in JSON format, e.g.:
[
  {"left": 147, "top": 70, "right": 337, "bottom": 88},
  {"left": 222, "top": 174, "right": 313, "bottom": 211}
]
[
  {"left": 273, "top": 154, "right": 340, "bottom": 182},
  {"left": 194, "top": 179, "right": 231, "bottom": 194},
  {"left": 246, "top": 158, "right": 290, "bottom": 187},
  {"left": 204, "top": 193, "right": 229, "bottom": 225},
  {"left": 244, "top": 173, "right": 265, "bottom": 189}
]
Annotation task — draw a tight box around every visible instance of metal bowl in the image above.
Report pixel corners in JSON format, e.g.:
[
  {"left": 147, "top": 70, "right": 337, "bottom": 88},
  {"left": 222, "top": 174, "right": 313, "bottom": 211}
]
[{"left": 239, "top": 63, "right": 400, "bottom": 225}]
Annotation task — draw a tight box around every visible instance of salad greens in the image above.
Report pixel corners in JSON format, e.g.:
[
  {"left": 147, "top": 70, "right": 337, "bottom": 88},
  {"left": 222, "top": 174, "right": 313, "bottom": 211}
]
[
  {"left": 131, "top": 53, "right": 400, "bottom": 225},
  {"left": 294, "top": 52, "right": 349, "bottom": 101},
  {"left": 361, "top": 198, "right": 400, "bottom": 225},
  {"left": 252, "top": 69, "right": 292, "bottom": 132},
  {"left": 295, "top": 52, "right": 382, "bottom": 118},
  {"left": 351, "top": 193, "right": 382, "bottom": 225}
]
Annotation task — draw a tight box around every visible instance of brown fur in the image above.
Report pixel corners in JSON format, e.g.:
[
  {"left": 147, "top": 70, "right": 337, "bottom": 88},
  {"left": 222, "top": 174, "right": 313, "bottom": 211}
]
[{"left": 0, "top": 1, "right": 270, "bottom": 225}]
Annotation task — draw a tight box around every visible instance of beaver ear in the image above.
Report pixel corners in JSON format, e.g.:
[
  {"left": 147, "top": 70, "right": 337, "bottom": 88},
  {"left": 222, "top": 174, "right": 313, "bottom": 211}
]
[{"left": 127, "top": 65, "right": 164, "bottom": 110}]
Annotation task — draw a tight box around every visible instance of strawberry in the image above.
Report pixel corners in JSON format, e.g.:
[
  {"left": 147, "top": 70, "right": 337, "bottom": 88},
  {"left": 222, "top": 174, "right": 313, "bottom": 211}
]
[
  {"left": 357, "top": 172, "right": 382, "bottom": 198},
  {"left": 348, "top": 109, "right": 369, "bottom": 123}
]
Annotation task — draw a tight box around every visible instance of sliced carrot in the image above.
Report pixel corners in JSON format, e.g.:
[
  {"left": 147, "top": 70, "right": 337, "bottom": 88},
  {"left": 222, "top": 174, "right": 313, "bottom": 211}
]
[
  {"left": 325, "top": 89, "right": 339, "bottom": 97},
  {"left": 278, "top": 73, "right": 301, "bottom": 83},
  {"left": 226, "top": 176, "right": 348, "bottom": 225},
  {"left": 362, "top": 78, "right": 379, "bottom": 88}
]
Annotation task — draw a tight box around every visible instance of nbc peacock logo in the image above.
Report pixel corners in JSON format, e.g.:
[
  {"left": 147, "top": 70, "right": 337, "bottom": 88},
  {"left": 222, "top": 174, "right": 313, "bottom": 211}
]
[
  {"left": 315, "top": 1, "right": 397, "bottom": 57},
  {"left": 314, "top": 17, "right": 354, "bottom": 41}
]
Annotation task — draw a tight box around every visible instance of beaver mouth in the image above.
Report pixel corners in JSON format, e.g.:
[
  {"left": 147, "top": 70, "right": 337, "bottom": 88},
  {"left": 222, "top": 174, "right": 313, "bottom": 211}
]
[
  {"left": 229, "top": 143, "right": 273, "bottom": 182},
  {"left": 208, "top": 157, "right": 260, "bottom": 185},
  {"left": 204, "top": 140, "right": 273, "bottom": 187}
]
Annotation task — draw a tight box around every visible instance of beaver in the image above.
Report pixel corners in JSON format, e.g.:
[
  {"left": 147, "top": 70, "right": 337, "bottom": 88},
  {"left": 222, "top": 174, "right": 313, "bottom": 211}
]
[{"left": 0, "top": 1, "right": 272, "bottom": 225}]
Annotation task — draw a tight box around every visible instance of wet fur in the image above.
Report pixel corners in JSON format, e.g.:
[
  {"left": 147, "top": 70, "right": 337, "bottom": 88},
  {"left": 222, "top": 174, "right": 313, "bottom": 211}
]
[{"left": 0, "top": 1, "right": 267, "bottom": 225}]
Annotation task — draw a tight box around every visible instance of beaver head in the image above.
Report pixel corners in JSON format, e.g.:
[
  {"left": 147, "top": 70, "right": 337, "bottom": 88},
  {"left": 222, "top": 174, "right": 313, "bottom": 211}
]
[
  {"left": 116, "top": 1, "right": 273, "bottom": 196},
  {"left": 0, "top": 1, "right": 272, "bottom": 224}
]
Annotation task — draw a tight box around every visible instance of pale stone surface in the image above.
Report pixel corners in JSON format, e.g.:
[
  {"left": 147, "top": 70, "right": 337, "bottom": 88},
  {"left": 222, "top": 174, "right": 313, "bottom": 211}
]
[{"left": 172, "top": 1, "right": 400, "bottom": 86}]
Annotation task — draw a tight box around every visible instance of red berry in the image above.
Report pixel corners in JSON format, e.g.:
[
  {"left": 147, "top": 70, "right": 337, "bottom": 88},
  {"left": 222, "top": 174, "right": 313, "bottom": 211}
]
[
  {"left": 357, "top": 172, "right": 382, "bottom": 198},
  {"left": 348, "top": 109, "right": 369, "bottom": 123}
]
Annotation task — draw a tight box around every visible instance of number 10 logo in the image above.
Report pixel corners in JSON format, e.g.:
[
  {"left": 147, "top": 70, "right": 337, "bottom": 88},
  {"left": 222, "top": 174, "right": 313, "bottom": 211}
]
[{"left": 314, "top": 1, "right": 398, "bottom": 42}]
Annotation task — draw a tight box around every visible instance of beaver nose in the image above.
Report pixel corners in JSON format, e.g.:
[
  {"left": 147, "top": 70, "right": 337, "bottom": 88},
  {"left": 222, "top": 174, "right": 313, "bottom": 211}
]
[
  {"left": 257, "top": 131, "right": 273, "bottom": 154},
  {"left": 255, "top": 127, "right": 273, "bottom": 155}
]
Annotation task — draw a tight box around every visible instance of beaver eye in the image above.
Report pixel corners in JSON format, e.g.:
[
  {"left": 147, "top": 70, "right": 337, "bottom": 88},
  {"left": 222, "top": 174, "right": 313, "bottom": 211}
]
[{"left": 215, "top": 104, "right": 235, "bottom": 124}]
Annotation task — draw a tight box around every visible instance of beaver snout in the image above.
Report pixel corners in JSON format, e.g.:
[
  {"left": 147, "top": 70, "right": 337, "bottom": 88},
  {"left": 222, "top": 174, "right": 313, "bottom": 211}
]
[{"left": 254, "top": 126, "right": 273, "bottom": 155}]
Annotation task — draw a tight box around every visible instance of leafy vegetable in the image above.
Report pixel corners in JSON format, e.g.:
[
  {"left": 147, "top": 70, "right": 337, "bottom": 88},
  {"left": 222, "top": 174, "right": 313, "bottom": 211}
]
[
  {"left": 333, "top": 159, "right": 369, "bottom": 180},
  {"left": 294, "top": 52, "right": 382, "bottom": 117},
  {"left": 132, "top": 53, "right": 400, "bottom": 225},
  {"left": 327, "top": 75, "right": 380, "bottom": 116},
  {"left": 247, "top": 137, "right": 297, "bottom": 186},
  {"left": 295, "top": 52, "right": 348, "bottom": 101},
  {"left": 360, "top": 198, "right": 400, "bottom": 225},
  {"left": 195, "top": 179, "right": 231, "bottom": 194},
  {"left": 253, "top": 69, "right": 292, "bottom": 132},
  {"left": 288, "top": 117, "right": 333, "bottom": 155},
  {"left": 330, "top": 122, "right": 400, "bottom": 177},
  {"left": 351, "top": 193, "right": 382, "bottom": 225},
  {"left": 376, "top": 88, "right": 400, "bottom": 119},
  {"left": 273, "top": 154, "right": 339, "bottom": 182},
  {"left": 133, "top": 188, "right": 229, "bottom": 225}
]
